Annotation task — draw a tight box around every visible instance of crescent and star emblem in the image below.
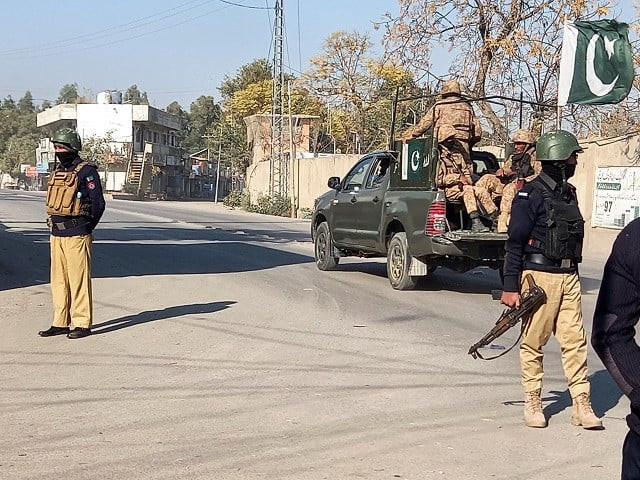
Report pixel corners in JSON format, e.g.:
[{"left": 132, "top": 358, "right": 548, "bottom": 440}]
[
  {"left": 410, "top": 150, "right": 420, "bottom": 172},
  {"left": 586, "top": 33, "right": 618, "bottom": 97}
]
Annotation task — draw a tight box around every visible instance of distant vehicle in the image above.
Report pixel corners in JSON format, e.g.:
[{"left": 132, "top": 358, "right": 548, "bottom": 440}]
[{"left": 311, "top": 131, "right": 507, "bottom": 290}]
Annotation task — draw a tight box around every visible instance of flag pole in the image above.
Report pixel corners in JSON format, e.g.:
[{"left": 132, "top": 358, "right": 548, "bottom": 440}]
[{"left": 556, "top": 16, "right": 567, "bottom": 131}]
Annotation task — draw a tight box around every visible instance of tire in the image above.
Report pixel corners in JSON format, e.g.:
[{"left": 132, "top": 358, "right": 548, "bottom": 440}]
[
  {"left": 387, "top": 232, "right": 418, "bottom": 290},
  {"left": 314, "top": 222, "right": 339, "bottom": 271}
]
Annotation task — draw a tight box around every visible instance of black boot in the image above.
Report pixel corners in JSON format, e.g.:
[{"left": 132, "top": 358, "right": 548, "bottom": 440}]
[
  {"left": 470, "top": 212, "right": 489, "bottom": 233},
  {"left": 38, "top": 326, "right": 70, "bottom": 337}
]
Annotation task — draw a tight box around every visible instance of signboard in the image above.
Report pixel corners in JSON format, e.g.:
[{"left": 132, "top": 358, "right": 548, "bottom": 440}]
[
  {"left": 25, "top": 166, "right": 38, "bottom": 178},
  {"left": 592, "top": 166, "right": 640, "bottom": 229}
]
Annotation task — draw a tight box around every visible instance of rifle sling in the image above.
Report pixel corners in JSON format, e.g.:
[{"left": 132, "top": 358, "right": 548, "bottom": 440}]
[{"left": 473, "top": 317, "right": 530, "bottom": 360}]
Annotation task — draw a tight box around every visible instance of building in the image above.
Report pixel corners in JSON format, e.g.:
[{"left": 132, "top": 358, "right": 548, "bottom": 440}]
[{"left": 36, "top": 92, "right": 188, "bottom": 197}]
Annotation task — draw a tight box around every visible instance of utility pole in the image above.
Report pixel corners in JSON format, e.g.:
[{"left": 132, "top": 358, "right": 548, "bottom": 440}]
[
  {"left": 269, "top": 0, "right": 286, "bottom": 197},
  {"left": 215, "top": 124, "right": 222, "bottom": 203}
]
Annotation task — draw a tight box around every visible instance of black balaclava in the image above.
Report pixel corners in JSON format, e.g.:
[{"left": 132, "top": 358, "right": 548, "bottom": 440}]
[{"left": 55, "top": 148, "right": 78, "bottom": 168}]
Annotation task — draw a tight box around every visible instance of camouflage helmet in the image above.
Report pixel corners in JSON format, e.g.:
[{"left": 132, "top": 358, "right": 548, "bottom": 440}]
[
  {"left": 437, "top": 124, "right": 457, "bottom": 143},
  {"left": 440, "top": 79, "right": 461, "bottom": 97},
  {"left": 511, "top": 129, "right": 536, "bottom": 145},
  {"left": 535, "top": 130, "right": 583, "bottom": 161},
  {"left": 52, "top": 127, "right": 82, "bottom": 152}
]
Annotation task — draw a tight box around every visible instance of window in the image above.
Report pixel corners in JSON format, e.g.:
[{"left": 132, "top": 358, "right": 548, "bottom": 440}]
[
  {"left": 365, "top": 156, "right": 391, "bottom": 189},
  {"left": 153, "top": 132, "right": 159, "bottom": 143},
  {"left": 162, "top": 134, "right": 167, "bottom": 145},
  {"left": 342, "top": 156, "right": 374, "bottom": 191}
]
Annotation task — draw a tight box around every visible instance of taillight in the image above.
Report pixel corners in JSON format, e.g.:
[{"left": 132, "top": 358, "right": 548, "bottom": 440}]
[{"left": 425, "top": 199, "right": 446, "bottom": 235}]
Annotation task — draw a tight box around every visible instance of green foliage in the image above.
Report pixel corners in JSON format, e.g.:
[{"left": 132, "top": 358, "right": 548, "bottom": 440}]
[
  {"left": 298, "top": 207, "right": 313, "bottom": 219},
  {"left": 124, "top": 84, "right": 149, "bottom": 105},
  {"left": 56, "top": 83, "right": 79, "bottom": 104},
  {"left": 81, "top": 132, "right": 115, "bottom": 169},
  {"left": 222, "top": 189, "right": 248, "bottom": 208},
  {"left": 0, "top": 94, "right": 39, "bottom": 175},
  {"left": 219, "top": 59, "right": 272, "bottom": 101},
  {"left": 246, "top": 194, "right": 291, "bottom": 217}
]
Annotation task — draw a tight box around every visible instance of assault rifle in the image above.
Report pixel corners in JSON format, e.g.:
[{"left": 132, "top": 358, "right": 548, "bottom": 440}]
[{"left": 468, "top": 274, "right": 546, "bottom": 360}]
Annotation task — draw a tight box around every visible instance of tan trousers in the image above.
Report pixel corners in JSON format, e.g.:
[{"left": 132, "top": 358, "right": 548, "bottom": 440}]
[
  {"left": 520, "top": 270, "right": 590, "bottom": 398},
  {"left": 475, "top": 174, "right": 504, "bottom": 202},
  {"left": 445, "top": 184, "right": 496, "bottom": 215},
  {"left": 50, "top": 235, "right": 93, "bottom": 329}
]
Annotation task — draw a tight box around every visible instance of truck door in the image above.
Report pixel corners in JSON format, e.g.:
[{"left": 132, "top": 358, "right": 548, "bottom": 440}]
[
  {"left": 354, "top": 154, "right": 392, "bottom": 249},
  {"left": 330, "top": 155, "right": 375, "bottom": 246}
]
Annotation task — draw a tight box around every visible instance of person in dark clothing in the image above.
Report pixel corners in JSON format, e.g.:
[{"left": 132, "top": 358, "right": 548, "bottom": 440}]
[
  {"left": 501, "top": 129, "right": 602, "bottom": 429},
  {"left": 38, "top": 128, "right": 105, "bottom": 339},
  {"left": 592, "top": 218, "right": 640, "bottom": 479}
]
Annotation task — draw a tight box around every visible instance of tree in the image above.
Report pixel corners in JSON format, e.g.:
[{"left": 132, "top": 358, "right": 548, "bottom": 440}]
[
  {"left": 124, "top": 84, "right": 149, "bottom": 105},
  {"left": 56, "top": 83, "right": 79, "bottom": 104},
  {"left": 82, "top": 132, "right": 116, "bottom": 170},
  {"left": 380, "top": 0, "right": 618, "bottom": 140},
  {"left": 181, "top": 96, "right": 222, "bottom": 152},
  {"left": 219, "top": 59, "right": 272, "bottom": 101},
  {"left": 17, "top": 91, "right": 35, "bottom": 114},
  {"left": 302, "top": 31, "right": 415, "bottom": 153},
  {"left": 0, "top": 95, "right": 39, "bottom": 175}
]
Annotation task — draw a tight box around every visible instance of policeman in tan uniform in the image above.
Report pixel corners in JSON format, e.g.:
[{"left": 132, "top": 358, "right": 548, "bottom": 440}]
[
  {"left": 38, "top": 128, "right": 105, "bottom": 339},
  {"left": 402, "top": 79, "right": 482, "bottom": 157},
  {"left": 501, "top": 130, "right": 602, "bottom": 430},
  {"left": 437, "top": 124, "right": 497, "bottom": 233}
]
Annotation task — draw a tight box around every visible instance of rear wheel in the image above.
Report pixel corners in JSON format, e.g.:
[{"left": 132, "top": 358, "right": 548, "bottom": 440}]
[
  {"left": 387, "top": 232, "right": 418, "bottom": 290},
  {"left": 314, "top": 222, "right": 339, "bottom": 271}
]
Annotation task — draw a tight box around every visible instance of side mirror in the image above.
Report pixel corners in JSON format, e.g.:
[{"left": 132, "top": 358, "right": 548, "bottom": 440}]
[{"left": 328, "top": 176, "right": 341, "bottom": 190}]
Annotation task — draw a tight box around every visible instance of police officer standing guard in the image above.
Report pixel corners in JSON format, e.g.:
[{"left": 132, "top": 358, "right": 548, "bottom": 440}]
[
  {"left": 500, "top": 130, "right": 602, "bottom": 429},
  {"left": 38, "top": 128, "right": 105, "bottom": 339}
]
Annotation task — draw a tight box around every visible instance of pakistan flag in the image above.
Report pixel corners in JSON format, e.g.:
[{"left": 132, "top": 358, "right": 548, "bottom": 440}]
[{"left": 558, "top": 20, "right": 634, "bottom": 106}]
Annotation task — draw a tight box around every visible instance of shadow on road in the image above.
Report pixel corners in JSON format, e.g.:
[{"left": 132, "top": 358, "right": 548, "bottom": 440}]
[
  {"left": 336, "top": 261, "right": 502, "bottom": 294},
  {"left": 92, "top": 301, "right": 236, "bottom": 334},
  {"left": 0, "top": 222, "right": 313, "bottom": 292}
]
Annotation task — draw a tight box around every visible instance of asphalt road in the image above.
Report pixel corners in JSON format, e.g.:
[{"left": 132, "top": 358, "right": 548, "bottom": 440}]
[{"left": 0, "top": 190, "right": 627, "bottom": 480}]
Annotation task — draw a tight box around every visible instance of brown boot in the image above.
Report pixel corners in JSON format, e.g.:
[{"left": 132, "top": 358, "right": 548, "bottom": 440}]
[
  {"left": 524, "top": 389, "right": 547, "bottom": 428},
  {"left": 571, "top": 393, "right": 603, "bottom": 429}
]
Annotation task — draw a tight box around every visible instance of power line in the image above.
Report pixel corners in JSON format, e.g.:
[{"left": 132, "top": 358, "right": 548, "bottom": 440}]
[
  {"left": 0, "top": 0, "right": 216, "bottom": 56},
  {"left": 217, "top": 0, "right": 273, "bottom": 9}
]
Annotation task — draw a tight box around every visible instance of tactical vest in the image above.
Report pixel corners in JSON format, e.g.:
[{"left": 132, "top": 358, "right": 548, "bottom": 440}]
[
  {"left": 435, "top": 102, "right": 473, "bottom": 141},
  {"left": 46, "top": 161, "right": 92, "bottom": 217},
  {"left": 512, "top": 152, "right": 534, "bottom": 178},
  {"left": 530, "top": 180, "right": 584, "bottom": 262}
]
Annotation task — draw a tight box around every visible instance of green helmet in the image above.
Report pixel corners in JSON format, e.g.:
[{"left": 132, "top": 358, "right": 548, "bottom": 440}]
[
  {"left": 536, "top": 130, "right": 583, "bottom": 161},
  {"left": 52, "top": 127, "right": 82, "bottom": 152}
]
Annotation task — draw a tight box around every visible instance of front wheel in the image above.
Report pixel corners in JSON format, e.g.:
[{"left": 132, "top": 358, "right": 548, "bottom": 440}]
[
  {"left": 387, "top": 232, "right": 418, "bottom": 290},
  {"left": 314, "top": 221, "right": 339, "bottom": 271}
]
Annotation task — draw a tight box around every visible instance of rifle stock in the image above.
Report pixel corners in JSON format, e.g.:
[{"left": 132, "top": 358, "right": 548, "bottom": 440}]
[{"left": 468, "top": 274, "right": 546, "bottom": 360}]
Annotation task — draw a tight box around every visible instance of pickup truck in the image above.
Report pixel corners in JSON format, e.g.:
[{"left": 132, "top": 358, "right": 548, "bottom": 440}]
[{"left": 311, "top": 134, "right": 507, "bottom": 290}]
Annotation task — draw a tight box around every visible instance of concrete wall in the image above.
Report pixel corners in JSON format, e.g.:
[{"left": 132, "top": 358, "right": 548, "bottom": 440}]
[
  {"left": 246, "top": 154, "right": 361, "bottom": 212},
  {"left": 245, "top": 133, "right": 639, "bottom": 256}
]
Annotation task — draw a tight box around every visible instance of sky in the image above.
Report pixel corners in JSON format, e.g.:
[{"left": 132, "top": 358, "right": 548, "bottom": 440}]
[{"left": 0, "top": 0, "right": 397, "bottom": 110}]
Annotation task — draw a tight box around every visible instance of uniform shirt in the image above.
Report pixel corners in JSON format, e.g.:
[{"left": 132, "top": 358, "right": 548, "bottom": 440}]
[
  {"left": 49, "top": 156, "right": 106, "bottom": 237},
  {"left": 502, "top": 171, "right": 579, "bottom": 292},
  {"left": 502, "top": 145, "right": 542, "bottom": 182},
  {"left": 592, "top": 218, "right": 640, "bottom": 435},
  {"left": 403, "top": 96, "right": 482, "bottom": 144}
]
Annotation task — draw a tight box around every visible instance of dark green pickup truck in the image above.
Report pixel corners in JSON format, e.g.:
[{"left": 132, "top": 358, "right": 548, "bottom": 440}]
[{"left": 311, "top": 135, "right": 507, "bottom": 290}]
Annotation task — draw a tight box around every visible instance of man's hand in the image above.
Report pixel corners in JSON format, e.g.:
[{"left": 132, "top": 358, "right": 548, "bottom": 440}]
[
  {"left": 495, "top": 168, "right": 505, "bottom": 178},
  {"left": 501, "top": 291, "right": 521, "bottom": 309},
  {"left": 459, "top": 174, "right": 472, "bottom": 185}
]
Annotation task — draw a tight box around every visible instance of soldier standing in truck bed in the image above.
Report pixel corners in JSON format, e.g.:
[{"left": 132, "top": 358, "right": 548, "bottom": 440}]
[{"left": 402, "top": 79, "right": 482, "bottom": 158}]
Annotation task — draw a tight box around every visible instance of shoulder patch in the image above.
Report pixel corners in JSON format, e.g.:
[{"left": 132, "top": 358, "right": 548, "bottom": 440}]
[
  {"left": 86, "top": 175, "right": 94, "bottom": 181},
  {"left": 517, "top": 191, "right": 529, "bottom": 198},
  {"left": 87, "top": 181, "right": 96, "bottom": 190}
]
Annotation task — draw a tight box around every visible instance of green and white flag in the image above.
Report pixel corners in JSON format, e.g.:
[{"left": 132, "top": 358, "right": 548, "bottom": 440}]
[{"left": 558, "top": 20, "right": 634, "bottom": 106}]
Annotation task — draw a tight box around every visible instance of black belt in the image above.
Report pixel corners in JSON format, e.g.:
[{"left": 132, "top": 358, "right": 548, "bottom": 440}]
[
  {"left": 524, "top": 253, "right": 576, "bottom": 269},
  {"left": 48, "top": 217, "right": 91, "bottom": 231}
]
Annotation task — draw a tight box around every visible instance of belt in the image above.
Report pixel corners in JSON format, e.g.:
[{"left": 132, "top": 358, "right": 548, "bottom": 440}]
[
  {"left": 524, "top": 253, "right": 576, "bottom": 269},
  {"left": 48, "top": 217, "right": 91, "bottom": 231}
]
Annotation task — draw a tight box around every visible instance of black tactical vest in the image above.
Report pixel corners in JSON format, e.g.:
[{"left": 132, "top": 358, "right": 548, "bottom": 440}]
[
  {"left": 530, "top": 180, "right": 584, "bottom": 262},
  {"left": 512, "top": 152, "right": 534, "bottom": 178}
]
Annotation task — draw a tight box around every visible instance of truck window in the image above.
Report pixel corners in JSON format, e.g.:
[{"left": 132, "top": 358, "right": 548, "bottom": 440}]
[
  {"left": 365, "top": 156, "right": 391, "bottom": 189},
  {"left": 343, "top": 156, "right": 374, "bottom": 191}
]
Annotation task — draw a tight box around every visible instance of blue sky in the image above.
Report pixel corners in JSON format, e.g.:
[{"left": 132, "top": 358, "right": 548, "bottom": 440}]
[{"left": 0, "top": 0, "right": 396, "bottom": 109}]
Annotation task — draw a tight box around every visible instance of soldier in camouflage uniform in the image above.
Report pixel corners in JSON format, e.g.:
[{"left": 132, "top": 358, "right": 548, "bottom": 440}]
[
  {"left": 496, "top": 129, "right": 541, "bottom": 233},
  {"left": 402, "top": 79, "right": 482, "bottom": 158},
  {"left": 437, "top": 124, "right": 497, "bottom": 233}
]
